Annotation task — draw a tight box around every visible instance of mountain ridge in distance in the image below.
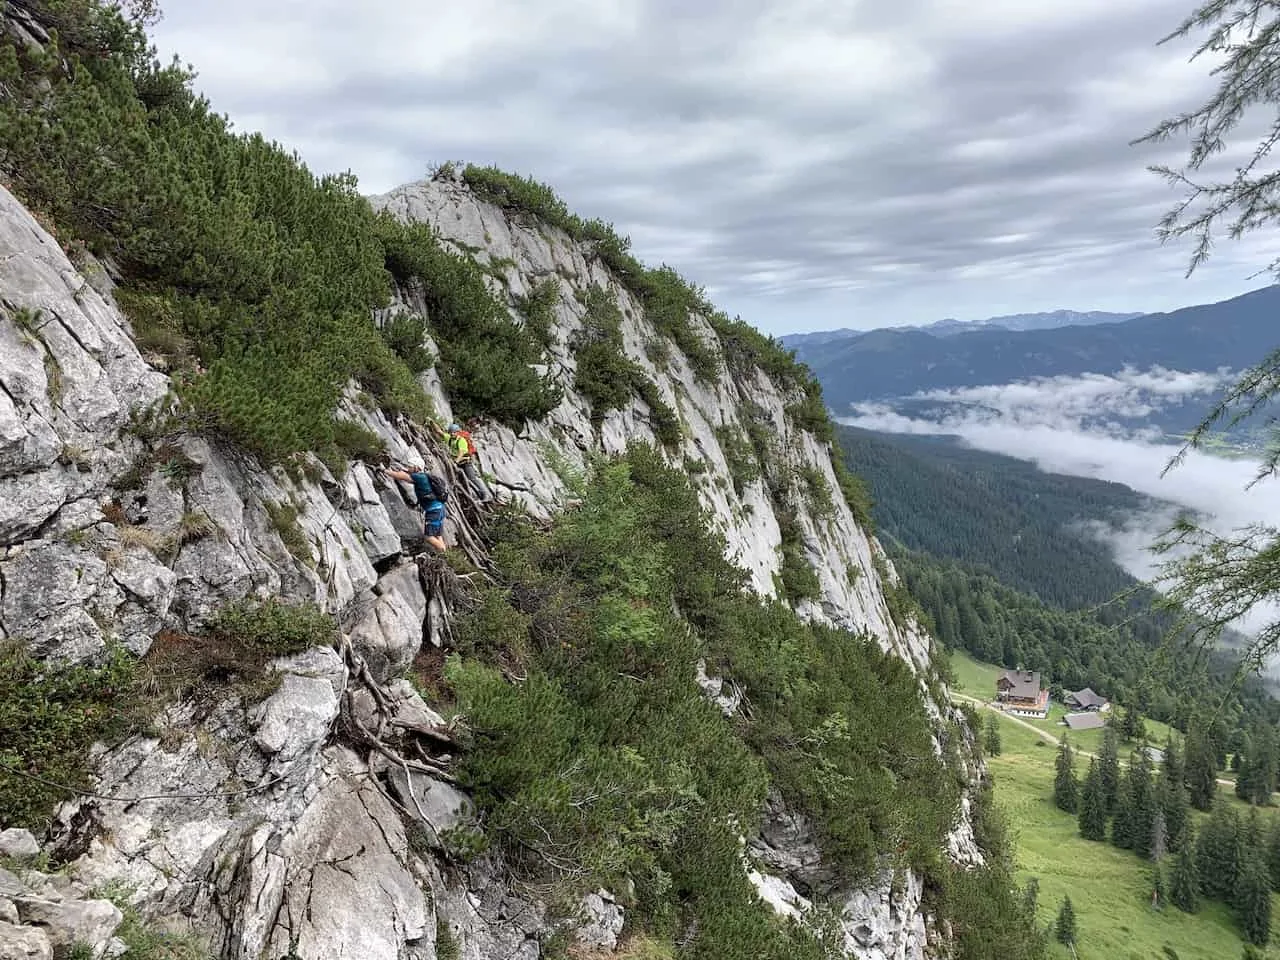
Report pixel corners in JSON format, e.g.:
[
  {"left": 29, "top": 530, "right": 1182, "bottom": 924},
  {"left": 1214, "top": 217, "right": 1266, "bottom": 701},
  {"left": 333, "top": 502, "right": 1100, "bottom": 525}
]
[
  {"left": 787, "top": 284, "right": 1280, "bottom": 411},
  {"left": 782, "top": 308, "right": 1144, "bottom": 346}
]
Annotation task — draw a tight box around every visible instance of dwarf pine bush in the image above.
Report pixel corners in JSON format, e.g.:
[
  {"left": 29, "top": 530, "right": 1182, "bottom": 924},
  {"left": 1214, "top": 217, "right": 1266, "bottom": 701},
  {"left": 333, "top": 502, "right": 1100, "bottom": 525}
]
[
  {"left": 446, "top": 444, "right": 968, "bottom": 956},
  {"left": 570, "top": 286, "right": 681, "bottom": 448},
  {"left": 0, "top": 643, "right": 141, "bottom": 829},
  {"left": 0, "top": 1, "right": 555, "bottom": 462}
]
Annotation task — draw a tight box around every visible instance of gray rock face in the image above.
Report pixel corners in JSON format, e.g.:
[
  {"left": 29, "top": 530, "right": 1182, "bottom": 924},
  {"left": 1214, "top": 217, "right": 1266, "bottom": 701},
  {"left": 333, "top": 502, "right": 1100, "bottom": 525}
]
[
  {"left": 251, "top": 647, "right": 346, "bottom": 769},
  {"left": 0, "top": 921, "right": 53, "bottom": 960},
  {"left": 0, "top": 154, "right": 985, "bottom": 960},
  {"left": 15, "top": 898, "right": 123, "bottom": 959},
  {"left": 387, "top": 766, "right": 475, "bottom": 847},
  {"left": 0, "top": 833, "right": 38, "bottom": 861},
  {"left": 574, "top": 890, "right": 624, "bottom": 951},
  {"left": 348, "top": 561, "right": 427, "bottom": 682}
]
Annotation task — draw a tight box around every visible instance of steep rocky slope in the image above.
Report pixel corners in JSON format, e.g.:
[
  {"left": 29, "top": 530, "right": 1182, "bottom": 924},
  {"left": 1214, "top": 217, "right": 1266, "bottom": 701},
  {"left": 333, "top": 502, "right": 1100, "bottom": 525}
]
[
  {"left": 0, "top": 4, "right": 999, "bottom": 956},
  {"left": 0, "top": 171, "right": 984, "bottom": 959}
]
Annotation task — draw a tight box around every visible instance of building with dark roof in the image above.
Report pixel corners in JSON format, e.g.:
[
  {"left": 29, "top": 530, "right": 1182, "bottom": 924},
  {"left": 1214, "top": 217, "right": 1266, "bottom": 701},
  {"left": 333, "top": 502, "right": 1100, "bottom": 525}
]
[
  {"left": 1064, "top": 687, "right": 1110, "bottom": 712},
  {"left": 996, "top": 669, "right": 1049, "bottom": 718}
]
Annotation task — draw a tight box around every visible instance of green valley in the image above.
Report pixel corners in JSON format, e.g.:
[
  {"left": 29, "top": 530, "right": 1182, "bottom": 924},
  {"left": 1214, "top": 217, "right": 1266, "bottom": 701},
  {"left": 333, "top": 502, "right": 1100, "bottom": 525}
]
[
  {"left": 838, "top": 424, "right": 1280, "bottom": 955},
  {"left": 977, "top": 706, "right": 1258, "bottom": 960}
]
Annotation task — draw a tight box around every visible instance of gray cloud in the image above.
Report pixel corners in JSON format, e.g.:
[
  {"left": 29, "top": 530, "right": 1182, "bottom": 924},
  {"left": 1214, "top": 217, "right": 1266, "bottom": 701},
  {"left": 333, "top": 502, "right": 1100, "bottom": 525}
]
[{"left": 150, "top": 0, "right": 1280, "bottom": 333}]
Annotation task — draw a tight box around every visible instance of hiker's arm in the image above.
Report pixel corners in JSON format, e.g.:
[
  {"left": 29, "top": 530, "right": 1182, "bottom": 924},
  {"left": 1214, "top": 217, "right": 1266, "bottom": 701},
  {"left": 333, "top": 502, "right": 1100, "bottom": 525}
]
[
  {"left": 427, "top": 421, "right": 447, "bottom": 439},
  {"left": 383, "top": 468, "right": 412, "bottom": 482}
]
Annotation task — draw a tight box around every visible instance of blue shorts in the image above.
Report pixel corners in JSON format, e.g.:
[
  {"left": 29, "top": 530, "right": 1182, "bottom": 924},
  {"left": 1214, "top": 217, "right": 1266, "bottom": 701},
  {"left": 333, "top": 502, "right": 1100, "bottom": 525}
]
[{"left": 422, "top": 501, "right": 446, "bottom": 537}]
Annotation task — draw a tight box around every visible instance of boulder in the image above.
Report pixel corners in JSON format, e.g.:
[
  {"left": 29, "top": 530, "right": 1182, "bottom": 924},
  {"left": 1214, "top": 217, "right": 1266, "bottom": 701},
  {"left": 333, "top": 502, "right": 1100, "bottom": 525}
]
[
  {"left": 574, "top": 889, "right": 624, "bottom": 951},
  {"left": 0, "top": 922, "right": 52, "bottom": 960},
  {"left": 251, "top": 647, "right": 346, "bottom": 767},
  {"left": 387, "top": 768, "right": 475, "bottom": 845},
  {"left": 348, "top": 563, "right": 426, "bottom": 681},
  {"left": 0, "top": 832, "right": 38, "bottom": 861},
  {"left": 15, "top": 898, "right": 122, "bottom": 957}
]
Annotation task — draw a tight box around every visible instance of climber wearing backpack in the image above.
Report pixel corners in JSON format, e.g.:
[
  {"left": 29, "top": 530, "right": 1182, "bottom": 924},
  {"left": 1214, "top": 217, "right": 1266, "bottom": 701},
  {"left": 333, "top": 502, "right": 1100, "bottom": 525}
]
[
  {"left": 382, "top": 465, "right": 449, "bottom": 553},
  {"left": 429, "top": 420, "right": 493, "bottom": 502}
]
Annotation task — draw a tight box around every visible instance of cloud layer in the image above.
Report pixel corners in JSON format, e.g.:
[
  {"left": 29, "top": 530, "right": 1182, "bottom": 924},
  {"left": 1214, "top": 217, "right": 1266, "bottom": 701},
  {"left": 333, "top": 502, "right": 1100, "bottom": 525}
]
[
  {"left": 148, "top": 0, "right": 1280, "bottom": 333},
  {"left": 839, "top": 368, "right": 1280, "bottom": 635}
]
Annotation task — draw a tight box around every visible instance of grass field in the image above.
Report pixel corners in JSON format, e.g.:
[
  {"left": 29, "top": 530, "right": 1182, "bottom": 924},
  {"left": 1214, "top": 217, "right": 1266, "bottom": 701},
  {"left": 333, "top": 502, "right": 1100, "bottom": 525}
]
[
  {"left": 985, "top": 713, "right": 1257, "bottom": 960},
  {"left": 949, "top": 649, "right": 1176, "bottom": 757},
  {"left": 947, "top": 650, "right": 1279, "bottom": 958}
]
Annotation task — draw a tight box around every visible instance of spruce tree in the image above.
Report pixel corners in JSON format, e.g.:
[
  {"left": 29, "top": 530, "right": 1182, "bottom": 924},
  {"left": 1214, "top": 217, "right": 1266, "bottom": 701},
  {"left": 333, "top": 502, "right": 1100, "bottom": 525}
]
[
  {"left": 1236, "top": 846, "right": 1273, "bottom": 947},
  {"left": 1112, "top": 771, "right": 1135, "bottom": 850},
  {"left": 1267, "top": 818, "right": 1280, "bottom": 891},
  {"left": 1161, "top": 735, "right": 1190, "bottom": 852},
  {"left": 1053, "top": 735, "right": 1079, "bottom": 814},
  {"left": 1184, "top": 721, "right": 1218, "bottom": 811},
  {"left": 1151, "top": 804, "right": 1168, "bottom": 863},
  {"left": 1120, "top": 702, "right": 1146, "bottom": 742},
  {"left": 1054, "top": 895, "right": 1077, "bottom": 946},
  {"left": 1099, "top": 723, "right": 1121, "bottom": 814},
  {"left": 1237, "top": 724, "right": 1277, "bottom": 806},
  {"left": 1078, "top": 757, "right": 1108, "bottom": 841},
  {"left": 1197, "top": 802, "right": 1241, "bottom": 901},
  {"left": 1117, "top": 744, "right": 1156, "bottom": 859},
  {"left": 1151, "top": 863, "right": 1167, "bottom": 910},
  {"left": 1170, "top": 828, "right": 1200, "bottom": 913},
  {"left": 983, "top": 712, "right": 1002, "bottom": 757},
  {"left": 1236, "top": 732, "right": 1255, "bottom": 803}
]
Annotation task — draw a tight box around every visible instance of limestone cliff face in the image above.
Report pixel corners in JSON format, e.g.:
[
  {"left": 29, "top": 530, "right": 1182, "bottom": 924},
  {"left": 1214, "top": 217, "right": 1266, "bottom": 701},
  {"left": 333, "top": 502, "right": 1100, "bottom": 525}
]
[{"left": 0, "top": 164, "right": 980, "bottom": 960}]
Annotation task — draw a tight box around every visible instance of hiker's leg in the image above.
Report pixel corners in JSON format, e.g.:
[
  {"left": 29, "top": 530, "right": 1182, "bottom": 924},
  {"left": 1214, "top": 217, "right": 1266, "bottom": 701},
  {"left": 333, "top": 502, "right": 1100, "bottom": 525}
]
[
  {"left": 462, "top": 460, "right": 492, "bottom": 501},
  {"left": 424, "top": 506, "right": 447, "bottom": 552}
]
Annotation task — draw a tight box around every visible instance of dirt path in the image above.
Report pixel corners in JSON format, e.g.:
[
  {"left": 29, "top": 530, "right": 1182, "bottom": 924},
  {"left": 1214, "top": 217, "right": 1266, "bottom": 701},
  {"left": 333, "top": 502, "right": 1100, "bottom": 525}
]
[{"left": 951, "top": 692, "right": 1236, "bottom": 787}]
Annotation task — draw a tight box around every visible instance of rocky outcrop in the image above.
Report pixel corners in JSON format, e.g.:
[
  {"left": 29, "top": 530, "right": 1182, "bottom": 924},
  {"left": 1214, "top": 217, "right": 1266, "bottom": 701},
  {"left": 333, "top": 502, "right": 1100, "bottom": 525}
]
[
  {"left": 0, "top": 153, "right": 983, "bottom": 960},
  {"left": 0, "top": 835, "right": 124, "bottom": 960}
]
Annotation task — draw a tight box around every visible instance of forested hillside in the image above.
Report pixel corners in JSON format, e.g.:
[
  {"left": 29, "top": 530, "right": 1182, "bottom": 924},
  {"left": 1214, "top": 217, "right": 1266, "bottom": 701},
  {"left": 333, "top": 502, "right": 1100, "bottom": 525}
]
[
  {"left": 898, "top": 550, "right": 1277, "bottom": 733},
  {"left": 836, "top": 425, "right": 1155, "bottom": 608},
  {"left": 836, "top": 426, "right": 1279, "bottom": 735}
]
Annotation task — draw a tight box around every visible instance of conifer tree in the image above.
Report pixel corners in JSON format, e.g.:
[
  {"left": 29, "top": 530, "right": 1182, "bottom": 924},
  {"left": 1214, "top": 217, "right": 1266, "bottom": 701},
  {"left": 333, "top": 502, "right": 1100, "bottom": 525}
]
[
  {"left": 1151, "top": 864, "right": 1167, "bottom": 910},
  {"left": 1119, "top": 702, "right": 1146, "bottom": 742},
  {"left": 1114, "top": 744, "right": 1156, "bottom": 857},
  {"left": 1078, "top": 757, "right": 1108, "bottom": 841},
  {"left": 1236, "top": 724, "right": 1277, "bottom": 806},
  {"left": 1099, "top": 724, "right": 1121, "bottom": 814},
  {"left": 1160, "top": 735, "right": 1190, "bottom": 852},
  {"left": 1267, "top": 818, "right": 1280, "bottom": 892},
  {"left": 1151, "top": 804, "right": 1168, "bottom": 863},
  {"left": 1184, "top": 721, "right": 1218, "bottom": 811},
  {"left": 1236, "top": 846, "right": 1273, "bottom": 947},
  {"left": 1170, "top": 827, "right": 1200, "bottom": 913},
  {"left": 1054, "top": 896, "right": 1077, "bottom": 946},
  {"left": 1053, "top": 735, "right": 1079, "bottom": 814},
  {"left": 983, "top": 712, "right": 1002, "bottom": 757},
  {"left": 1197, "top": 802, "right": 1241, "bottom": 901}
]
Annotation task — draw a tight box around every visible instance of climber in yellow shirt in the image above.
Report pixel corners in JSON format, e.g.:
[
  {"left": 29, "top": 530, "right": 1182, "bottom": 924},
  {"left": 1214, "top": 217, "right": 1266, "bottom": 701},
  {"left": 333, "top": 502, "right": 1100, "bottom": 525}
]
[{"left": 429, "top": 420, "right": 493, "bottom": 502}]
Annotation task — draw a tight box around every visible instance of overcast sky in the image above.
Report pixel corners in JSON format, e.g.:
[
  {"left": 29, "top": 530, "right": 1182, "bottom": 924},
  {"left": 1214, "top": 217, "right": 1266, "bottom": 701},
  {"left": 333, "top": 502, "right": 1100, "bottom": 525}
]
[{"left": 149, "top": 0, "right": 1280, "bottom": 335}]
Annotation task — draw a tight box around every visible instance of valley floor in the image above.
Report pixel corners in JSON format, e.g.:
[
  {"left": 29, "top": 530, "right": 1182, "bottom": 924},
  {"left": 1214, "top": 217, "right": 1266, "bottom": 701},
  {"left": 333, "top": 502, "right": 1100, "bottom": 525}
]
[{"left": 949, "top": 651, "right": 1280, "bottom": 959}]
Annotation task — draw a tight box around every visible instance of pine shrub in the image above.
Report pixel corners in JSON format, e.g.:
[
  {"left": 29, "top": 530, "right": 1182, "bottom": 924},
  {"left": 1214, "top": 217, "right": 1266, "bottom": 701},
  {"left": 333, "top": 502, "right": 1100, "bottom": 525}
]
[{"left": 0, "top": 643, "right": 142, "bottom": 829}]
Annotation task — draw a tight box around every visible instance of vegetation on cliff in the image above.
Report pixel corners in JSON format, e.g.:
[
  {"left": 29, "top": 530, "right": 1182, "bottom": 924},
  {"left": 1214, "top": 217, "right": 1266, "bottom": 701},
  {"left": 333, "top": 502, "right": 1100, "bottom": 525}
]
[
  {"left": 446, "top": 443, "right": 1038, "bottom": 957},
  {"left": 0, "top": 1, "right": 1040, "bottom": 956}
]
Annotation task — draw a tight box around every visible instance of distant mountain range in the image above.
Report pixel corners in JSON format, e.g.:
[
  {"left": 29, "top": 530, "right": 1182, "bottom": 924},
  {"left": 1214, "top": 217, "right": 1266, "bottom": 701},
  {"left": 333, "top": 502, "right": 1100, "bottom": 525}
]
[
  {"left": 786, "top": 285, "right": 1280, "bottom": 416},
  {"left": 782, "top": 309, "right": 1143, "bottom": 346}
]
